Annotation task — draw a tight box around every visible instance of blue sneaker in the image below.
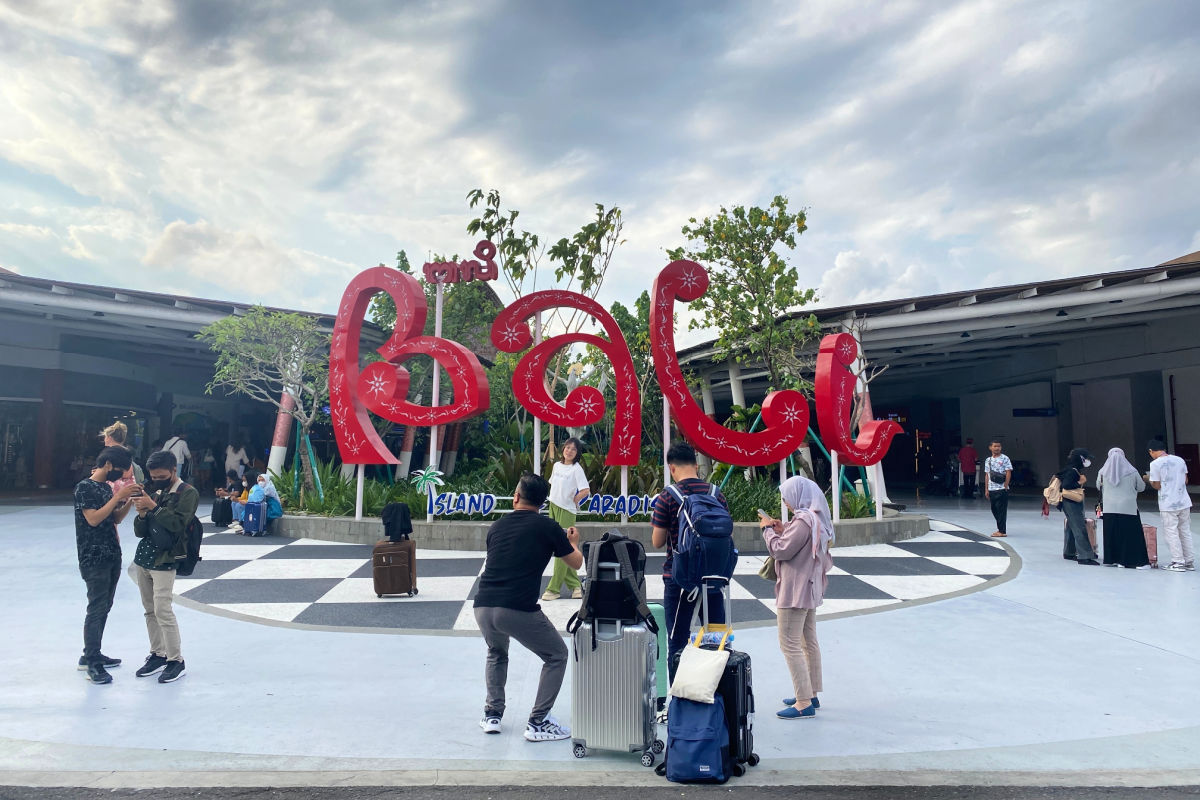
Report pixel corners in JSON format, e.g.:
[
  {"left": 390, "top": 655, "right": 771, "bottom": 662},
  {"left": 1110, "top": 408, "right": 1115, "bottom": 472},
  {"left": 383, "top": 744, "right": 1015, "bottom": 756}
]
[
  {"left": 777, "top": 704, "right": 816, "bottom": 720},
  {"left": 782, "top": 696, "right": 820, "bottom": 708}
]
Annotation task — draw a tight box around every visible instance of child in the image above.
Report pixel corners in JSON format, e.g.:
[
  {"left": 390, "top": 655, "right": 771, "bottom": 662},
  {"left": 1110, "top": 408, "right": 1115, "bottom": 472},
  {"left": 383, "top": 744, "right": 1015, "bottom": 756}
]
[{"left": 541, "top": 438, "right": 591, "bottom": 601}]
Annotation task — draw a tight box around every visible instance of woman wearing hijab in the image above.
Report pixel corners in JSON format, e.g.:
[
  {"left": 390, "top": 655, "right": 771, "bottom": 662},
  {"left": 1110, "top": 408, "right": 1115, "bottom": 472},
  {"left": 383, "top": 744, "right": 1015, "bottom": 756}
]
[
  {"left": 1097, "top": 448, "right": 1150, "bottom": 568},
  {"left": 1059, "top": 448, "right": 1099, "bottom": 565},
  {"left": 760, "top": 476, "right": 835, "bottom": 720}
]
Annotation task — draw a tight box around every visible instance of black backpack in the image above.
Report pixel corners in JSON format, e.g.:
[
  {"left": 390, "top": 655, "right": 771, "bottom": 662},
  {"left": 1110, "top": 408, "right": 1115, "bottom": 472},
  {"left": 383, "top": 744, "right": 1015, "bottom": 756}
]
[
  {"left": 567, "top": 531, "right": 657, "bottom": 649},
  {"left": 174, "top": 515, "right": 204, "bottom": 576}
]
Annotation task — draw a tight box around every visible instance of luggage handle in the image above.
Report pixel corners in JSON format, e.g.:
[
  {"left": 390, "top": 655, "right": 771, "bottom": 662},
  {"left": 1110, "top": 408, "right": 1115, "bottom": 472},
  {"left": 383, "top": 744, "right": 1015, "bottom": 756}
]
[{"left": 699, "top": 574, "right": 732, "bottom": 630}]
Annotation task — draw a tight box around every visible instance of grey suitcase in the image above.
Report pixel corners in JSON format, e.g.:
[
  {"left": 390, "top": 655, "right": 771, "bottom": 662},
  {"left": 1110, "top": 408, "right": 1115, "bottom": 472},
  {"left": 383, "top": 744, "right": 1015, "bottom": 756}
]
[{"left": 570, "top": 618, "right": 664, "bottom": 767}]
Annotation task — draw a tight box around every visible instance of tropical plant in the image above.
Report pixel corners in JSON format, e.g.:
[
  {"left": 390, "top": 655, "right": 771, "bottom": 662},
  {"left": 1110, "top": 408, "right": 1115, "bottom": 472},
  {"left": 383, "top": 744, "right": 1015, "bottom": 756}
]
[
  {"left": 197, "top": 307, "right": 329, "bottom": 494},
  {"left": 666, "top": 195, "right": 821, "bottom": 392}
]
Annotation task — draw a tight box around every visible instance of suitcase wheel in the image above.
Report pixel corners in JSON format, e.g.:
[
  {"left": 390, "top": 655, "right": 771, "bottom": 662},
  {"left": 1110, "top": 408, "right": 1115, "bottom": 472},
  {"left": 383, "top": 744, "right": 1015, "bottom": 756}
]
[
  {"left": 652, "top": 739, "right": 664, "bottom": 754},
  {"left": 411, "top": 587, "right": 419, "bottom": 596},
  {"left": 747, "top": 753, "right": 760, "bottom": 767},
  {"left": 640, "top": 751, "right": 655, "bottom": 768},
  {"left": 572, "top": 744, "right": 587, "bottom": 759},
  {"left": 732, "top": 763, "right": 746, "bottom": 778},
  {"left": 377, "top": 594, "right": 383, "bottom": 598}
]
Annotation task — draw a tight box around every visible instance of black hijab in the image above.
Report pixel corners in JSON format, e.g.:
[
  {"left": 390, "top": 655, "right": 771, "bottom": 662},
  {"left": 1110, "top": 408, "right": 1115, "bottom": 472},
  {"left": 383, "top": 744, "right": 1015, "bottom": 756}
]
[{"left": 1057, "top": 448, "right": 1093, "bottom": 481}]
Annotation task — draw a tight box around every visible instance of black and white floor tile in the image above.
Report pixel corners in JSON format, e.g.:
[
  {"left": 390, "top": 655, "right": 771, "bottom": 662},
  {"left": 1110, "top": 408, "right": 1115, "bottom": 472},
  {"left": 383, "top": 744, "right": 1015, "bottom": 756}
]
[{"left": 175, "top": 519, "right": 1014, "bottom": 633}]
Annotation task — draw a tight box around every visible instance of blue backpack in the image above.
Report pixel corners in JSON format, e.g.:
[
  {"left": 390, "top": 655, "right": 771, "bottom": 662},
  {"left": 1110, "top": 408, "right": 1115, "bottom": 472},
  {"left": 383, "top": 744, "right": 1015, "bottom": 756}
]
[
  {"left": 664, "top": 695, "right": 732, "bottom": 783},
  {"left": 667, "top": 484, "right": 736, "bottom": 593}
]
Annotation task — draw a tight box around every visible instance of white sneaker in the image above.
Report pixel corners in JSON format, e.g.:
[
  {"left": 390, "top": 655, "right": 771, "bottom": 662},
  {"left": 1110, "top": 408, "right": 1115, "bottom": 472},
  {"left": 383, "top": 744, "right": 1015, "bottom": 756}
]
[
  {"left": 1165, "top": 562, "right": 1187, "bottom": 572},
  {"left": 1185, "top": 562, "right": 1196, "bottom": 571},
  {"left": 1136, "top": 564, "right": 1154, "bottom": 570},
  {"left": 524, "top": 714, "right": 570, "bottom": 741},
  {"left": 479, "top": 716, "right": 501, "bottom": 734},
  {"left": 541, "top": 590, "right": 558, "bottom": 602}
]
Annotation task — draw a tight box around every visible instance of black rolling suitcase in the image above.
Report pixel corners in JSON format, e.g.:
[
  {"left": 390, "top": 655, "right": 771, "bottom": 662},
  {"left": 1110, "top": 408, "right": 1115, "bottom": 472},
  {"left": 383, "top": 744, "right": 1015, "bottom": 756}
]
[
  {"left": 211, "top": 497, "right": 232, "bottom": 527},
  {"left": 663, "top": 576, "right": 759, "bottom": 777}
]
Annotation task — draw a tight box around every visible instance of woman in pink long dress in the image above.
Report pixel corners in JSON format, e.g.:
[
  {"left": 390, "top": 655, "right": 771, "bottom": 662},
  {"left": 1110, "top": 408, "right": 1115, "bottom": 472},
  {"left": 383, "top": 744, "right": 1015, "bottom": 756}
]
[{"left": 761, "top": 476, "right": 835, "bottom": 720}]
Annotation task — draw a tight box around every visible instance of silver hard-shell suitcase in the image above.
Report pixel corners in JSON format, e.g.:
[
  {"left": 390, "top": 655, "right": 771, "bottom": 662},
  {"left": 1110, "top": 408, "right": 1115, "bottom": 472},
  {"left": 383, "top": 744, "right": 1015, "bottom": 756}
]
[{"left": 570, "top": 618, "right": 664, "bottom": 766}]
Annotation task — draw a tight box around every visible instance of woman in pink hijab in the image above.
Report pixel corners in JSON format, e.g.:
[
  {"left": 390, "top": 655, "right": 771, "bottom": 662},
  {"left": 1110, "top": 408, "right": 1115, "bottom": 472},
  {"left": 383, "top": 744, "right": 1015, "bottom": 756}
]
[{"left": 760, "top": 476, "right": 835, "bottom": 719}]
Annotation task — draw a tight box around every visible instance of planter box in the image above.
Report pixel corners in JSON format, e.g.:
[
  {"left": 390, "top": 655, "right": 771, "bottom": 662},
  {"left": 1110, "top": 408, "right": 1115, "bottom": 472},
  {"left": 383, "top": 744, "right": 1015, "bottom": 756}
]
[{"left": 278, "top": 510, "right": 929, "bottom": 553}]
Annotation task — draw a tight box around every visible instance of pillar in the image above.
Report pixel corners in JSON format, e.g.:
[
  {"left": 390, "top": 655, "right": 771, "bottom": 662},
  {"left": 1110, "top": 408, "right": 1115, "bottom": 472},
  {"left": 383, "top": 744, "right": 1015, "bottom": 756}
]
[
  {"left": 727, "top": 362, "right": 746, "bottom": 409},
  {"left": 267, "top": 391, "right": 296, "bottom": 477},
  {"left": 397, "top": 425, "right": 416, "bottom": 481},
  {"left": 34, "top": 370, "right": 63, "bottom": 489},
  {"left": 698, "top": 373, "right": 716, "bottom": 475}
]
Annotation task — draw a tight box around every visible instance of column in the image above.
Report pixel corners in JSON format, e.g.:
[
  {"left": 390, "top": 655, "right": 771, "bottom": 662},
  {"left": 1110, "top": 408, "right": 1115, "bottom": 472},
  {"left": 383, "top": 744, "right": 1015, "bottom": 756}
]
[
  {"left": 34, "top": 370, "right": 63, "bottom": 489},
  {"left": 267, "top": 391, "right": 296, "bottom": 477}
]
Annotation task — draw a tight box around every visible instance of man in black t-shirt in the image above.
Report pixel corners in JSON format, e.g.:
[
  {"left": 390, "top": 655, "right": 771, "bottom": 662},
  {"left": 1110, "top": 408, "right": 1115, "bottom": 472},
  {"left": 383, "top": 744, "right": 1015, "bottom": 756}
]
[
  {"left": 651, "top": 442, "right": 729, "bottom": 682},
  {"left": 474, "top": 473, "right": 582, "bottom": 741},
  {"left": 74, "top": 446, "right": 139, "bottom": 684}
]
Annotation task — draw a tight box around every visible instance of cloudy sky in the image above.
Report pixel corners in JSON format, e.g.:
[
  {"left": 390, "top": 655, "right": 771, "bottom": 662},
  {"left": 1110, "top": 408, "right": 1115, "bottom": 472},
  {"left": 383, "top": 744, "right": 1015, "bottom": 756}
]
[{"left": 2, "top": 0, "right": 1198, "bottom": 342}]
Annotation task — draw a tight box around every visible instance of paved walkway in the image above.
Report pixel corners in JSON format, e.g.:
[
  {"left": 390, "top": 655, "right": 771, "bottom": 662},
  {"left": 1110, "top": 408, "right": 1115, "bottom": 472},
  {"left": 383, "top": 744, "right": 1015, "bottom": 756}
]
[
  {"left": 0, "top": 496, "right": 1197, "bottom": 788},
  {"left": 175, "top": 521, "right": 1013, "bottom": 633}
]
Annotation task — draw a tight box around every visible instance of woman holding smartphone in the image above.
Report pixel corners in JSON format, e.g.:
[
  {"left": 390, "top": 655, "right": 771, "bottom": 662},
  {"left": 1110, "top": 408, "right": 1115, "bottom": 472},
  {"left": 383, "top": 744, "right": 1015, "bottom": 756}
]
[{"left": 760, "top": 476, "right": 834, "bottom": 719}]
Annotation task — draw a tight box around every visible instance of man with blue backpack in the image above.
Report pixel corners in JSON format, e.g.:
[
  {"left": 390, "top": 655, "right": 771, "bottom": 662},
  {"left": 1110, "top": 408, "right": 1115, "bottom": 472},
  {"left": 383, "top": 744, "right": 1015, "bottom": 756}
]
[{"left": 651, "top": 442, "right": 736, "bottom": 683}]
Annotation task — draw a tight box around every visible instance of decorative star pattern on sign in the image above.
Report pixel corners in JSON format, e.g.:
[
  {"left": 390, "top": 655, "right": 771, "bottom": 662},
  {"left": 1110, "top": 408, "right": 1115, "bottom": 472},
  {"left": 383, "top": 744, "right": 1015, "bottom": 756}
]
[
  {"left": 490, "top": 289, "right": 641, "bottom": 466},
  {"left": 649, "top": 260, "right": 810, "bottom": 466},
  {"left": 814, "top": 332, "right": 902, "bottom": 466},
  {"left": 329, "top": 266, "right": 489, "bottom": 465}
]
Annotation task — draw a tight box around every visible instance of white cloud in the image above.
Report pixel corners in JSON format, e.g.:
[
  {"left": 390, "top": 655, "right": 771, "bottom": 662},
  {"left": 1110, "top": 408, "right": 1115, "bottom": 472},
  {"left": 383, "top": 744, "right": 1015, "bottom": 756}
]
[{"left": 0, "top": 223, "right": 54, "bottom": 240}]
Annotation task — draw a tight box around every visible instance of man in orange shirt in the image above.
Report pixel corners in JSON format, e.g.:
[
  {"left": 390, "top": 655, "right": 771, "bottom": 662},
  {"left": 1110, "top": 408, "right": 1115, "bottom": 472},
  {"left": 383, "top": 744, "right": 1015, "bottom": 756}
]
[{"left": 958, "top": 439, "right": 979, "bottom": 499}]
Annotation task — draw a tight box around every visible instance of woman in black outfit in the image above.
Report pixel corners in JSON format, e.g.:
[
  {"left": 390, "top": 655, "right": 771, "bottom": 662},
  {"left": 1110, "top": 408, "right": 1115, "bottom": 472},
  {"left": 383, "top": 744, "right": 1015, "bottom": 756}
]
[{"left": 1060, "top": 448, "right": 1098, "bottom": 565}]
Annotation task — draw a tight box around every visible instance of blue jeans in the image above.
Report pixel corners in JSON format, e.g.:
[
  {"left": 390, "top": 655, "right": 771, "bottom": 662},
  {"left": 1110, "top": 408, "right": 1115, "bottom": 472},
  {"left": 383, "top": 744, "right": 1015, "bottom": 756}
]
[
  {"left": 232, "top": 501, "right": 245, "bottom": 522},
  {"left": 662, "top": 575, "right": 726, "bottom": 683}
]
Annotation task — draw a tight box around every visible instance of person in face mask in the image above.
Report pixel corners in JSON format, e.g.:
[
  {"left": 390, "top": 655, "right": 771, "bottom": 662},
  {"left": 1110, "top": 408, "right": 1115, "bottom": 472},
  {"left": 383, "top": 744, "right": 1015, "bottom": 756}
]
[
  {"left": 130, "top": 449, "right": 199, "bottom": 684},
  {"left": 73, "top": 446, "right": 139, "bottom": 684},
  {"left": 227, "top": 473, "right": 251, "bottom": 533},
  {"left": 1059, "top": 448, "right": 1098, "bottom": 565}
]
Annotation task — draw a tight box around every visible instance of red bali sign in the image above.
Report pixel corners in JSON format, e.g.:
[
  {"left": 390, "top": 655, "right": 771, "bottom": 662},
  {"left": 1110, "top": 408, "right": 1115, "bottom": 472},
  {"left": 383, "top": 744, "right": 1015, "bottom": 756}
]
[
  {"left": 649, "top": 260, "right": 810, "bottom": 463},
  {"left": 491, "top": 291, "right": 641, "bottom": 466},
  {"left": 813, "top": 333, "right": 902, "bottom": 466},
  {"left": 330, "top": 249, "right": 901, "bottom": 469}
]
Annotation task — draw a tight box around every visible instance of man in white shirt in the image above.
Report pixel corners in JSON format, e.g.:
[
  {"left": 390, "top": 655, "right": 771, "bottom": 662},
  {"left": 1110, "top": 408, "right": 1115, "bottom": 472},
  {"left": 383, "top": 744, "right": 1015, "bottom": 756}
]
[
  {"left": 1147, "top": 440, "right": 1194, "bottom": 572},
  {"left": 162, "top": 431, "right": 191, "bottom": 480}
]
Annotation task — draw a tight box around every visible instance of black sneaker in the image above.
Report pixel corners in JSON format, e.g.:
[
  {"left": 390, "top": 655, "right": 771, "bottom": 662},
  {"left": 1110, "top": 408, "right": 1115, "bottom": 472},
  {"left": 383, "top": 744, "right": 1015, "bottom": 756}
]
[
  {"left": 158, "top": 660, "right": 186, "bottom": 683},
  {"left": 85, "top": 663, "right": 112, "bottom": 684},
  {"left": 135, "top": 654, "right": 168, "bottom": 677},
  {"left": 77, "top": 654, "right": 121, "bottom": 671}
]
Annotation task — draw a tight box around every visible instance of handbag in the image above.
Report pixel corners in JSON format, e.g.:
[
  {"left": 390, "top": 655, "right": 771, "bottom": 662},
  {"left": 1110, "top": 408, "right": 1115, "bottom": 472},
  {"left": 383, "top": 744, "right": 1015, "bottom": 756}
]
[
  {"left": 988, "top": 470, "right": 1007, "bottom": 485},
  {"left": 1061, "top": 488, "right": 1085, "bottom": 503},
  {"left": 757, "top": 555, "right": 777, "bottom": 581},
  {"left": 669, "top": 633, "right": 730, "bottom": 703}
]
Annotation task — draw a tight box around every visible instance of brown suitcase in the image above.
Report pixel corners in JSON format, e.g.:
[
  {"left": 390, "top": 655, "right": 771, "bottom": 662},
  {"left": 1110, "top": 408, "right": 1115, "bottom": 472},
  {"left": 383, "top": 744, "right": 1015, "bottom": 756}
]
[
  {"left": 373, "top": 539, "right": 418, "bottom": 597},
  {"left": 1142, "top": 524, "right": 1159, "bottom": 568}
]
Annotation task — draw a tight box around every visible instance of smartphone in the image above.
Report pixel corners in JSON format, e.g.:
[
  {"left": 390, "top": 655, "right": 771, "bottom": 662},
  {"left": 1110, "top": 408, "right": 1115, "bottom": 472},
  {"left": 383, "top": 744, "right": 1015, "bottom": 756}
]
[{"left": 756, "top": 508, "right": 771, "bottom": 520}]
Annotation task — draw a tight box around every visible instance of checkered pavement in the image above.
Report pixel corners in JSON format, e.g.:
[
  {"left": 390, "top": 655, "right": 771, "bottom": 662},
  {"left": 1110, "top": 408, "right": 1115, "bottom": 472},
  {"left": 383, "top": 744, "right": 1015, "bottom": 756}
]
[{"left": 175, "top": 520, "right": 1013, "bottom": 634}]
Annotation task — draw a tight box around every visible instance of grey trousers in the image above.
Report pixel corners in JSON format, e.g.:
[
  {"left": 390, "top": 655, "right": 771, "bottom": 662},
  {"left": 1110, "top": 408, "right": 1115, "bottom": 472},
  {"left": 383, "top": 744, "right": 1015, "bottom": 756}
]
[
  {"left": 474, "top": 605, "right": 568, "bottom": 723},
  {"left": 1062, "top": 500, "right": 1096, "bottom": 561}
]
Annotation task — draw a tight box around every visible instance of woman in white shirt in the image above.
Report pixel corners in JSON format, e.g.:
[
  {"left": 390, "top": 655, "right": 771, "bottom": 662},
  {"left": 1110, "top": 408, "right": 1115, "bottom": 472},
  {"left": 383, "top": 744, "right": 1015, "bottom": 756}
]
[
  {"left": 225, "top": 441, "right": 250, "bottom": 478},
  {"left": 542, "top": 438, "right": 591, "bottom": 601}
]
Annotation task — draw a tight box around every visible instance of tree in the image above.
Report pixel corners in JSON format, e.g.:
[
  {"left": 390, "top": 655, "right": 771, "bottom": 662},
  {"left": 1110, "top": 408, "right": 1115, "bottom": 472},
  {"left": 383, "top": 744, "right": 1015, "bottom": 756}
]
[
  {"left": 666, "top": 195, "right": 820, "bottom": 391},
  {"left": 197, "top": 308, "right": 330, "bottom": 493}
]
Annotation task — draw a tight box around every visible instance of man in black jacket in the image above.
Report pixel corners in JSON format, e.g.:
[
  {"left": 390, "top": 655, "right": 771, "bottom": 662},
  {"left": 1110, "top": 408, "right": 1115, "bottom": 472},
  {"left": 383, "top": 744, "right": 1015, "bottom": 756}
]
[{"left": 131, "top": 450, "right": 199, "bottom": 684}]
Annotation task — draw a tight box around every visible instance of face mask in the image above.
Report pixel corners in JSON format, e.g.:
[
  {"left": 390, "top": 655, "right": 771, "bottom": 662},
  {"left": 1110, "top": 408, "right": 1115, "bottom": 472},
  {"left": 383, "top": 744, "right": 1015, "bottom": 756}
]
[
  {"left": 148, "top": 478, "right": 173, "bottom": 491},
  {"left": 106, "top": 469, "right": 123, "bottom": 482},
  {"left": 243, "top": 481, "right": 249, "bottom": 487},
  {"left": 1082, "top": 459, "right": 1092, "bottom": 468}
]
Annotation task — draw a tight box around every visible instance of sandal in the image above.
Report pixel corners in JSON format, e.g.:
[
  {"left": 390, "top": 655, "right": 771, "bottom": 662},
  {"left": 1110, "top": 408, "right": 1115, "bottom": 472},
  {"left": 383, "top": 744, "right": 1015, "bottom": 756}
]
[{"left": 991, "top": 532, "right": 1007, "bottom": 537}]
